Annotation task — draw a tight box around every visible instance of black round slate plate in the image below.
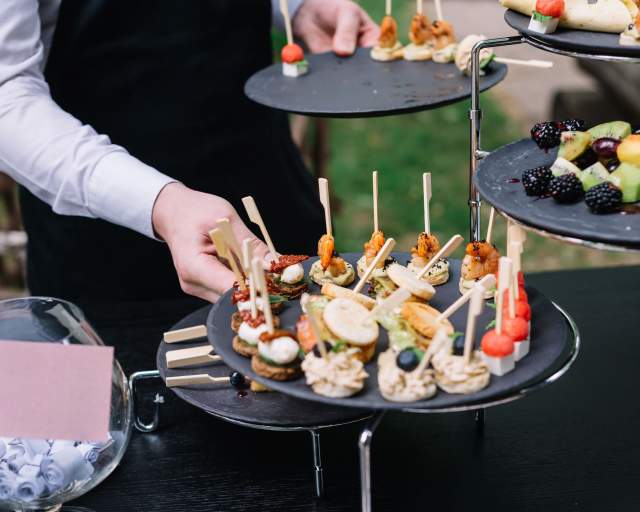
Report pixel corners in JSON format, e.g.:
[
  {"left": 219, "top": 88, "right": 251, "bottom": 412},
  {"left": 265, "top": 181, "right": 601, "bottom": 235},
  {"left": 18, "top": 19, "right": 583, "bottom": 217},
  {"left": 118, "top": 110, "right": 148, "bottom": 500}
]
[
  {"left": 475, "top": 138, "right": 640, "bottom": 248},
  {"left": 505, "top": 9, "right": 640, "bottom": 59},
  {"left": 208, "top": 254, "right": 572, "bottom": 411},
  {"left": 157, "top": 307, "right": 371, "bottom": 428},
  {"left": 244, "top": 47, "right": 507, "bottom": 118}
]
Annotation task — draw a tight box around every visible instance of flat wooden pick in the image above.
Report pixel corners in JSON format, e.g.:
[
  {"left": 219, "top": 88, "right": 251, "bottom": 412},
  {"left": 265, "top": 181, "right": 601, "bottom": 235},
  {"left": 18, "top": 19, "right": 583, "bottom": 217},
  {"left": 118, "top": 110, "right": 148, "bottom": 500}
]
[
  {"left": 416, "top": 234, "right": 464, "bottom": 279},
  {"left": 372, "top": 171, "right": 379, "bottom": 233},
  {"left": 463, "top": 284, "right": 485, "bottom": 364},
  {"left": 318, "top": 178, "right": 332, "bottom": 237},
  {"left": 279, "top": 0, "right": 293, "bottom": 45},
  {"left": 242, "top": 196, "right": 278, "bottom": 258},
  {"left": 216, "top": 218, "right": 242, "bottom": 263},
  {"left": 435, "top": 273, "right": 495, "bottom": 322},
  {"left": 486, "top": 207, "right": 496, "bottom": 245},
  {"left": 243, "top": 239, "right": 258, "bottom": 319},
  {"left": 353, "top": 238, "right": 396, "bottom": 294},
  {"left": 496, "top": 256, "right": 513, "bottom": 334},
  {"left": 252, "top": 257, "right": 274, "bottom": 334},
  {"left": 209, "top": 228, "right": 247, "bottom": 291},
  {"left": 423, "top": 172, "right": 432, "bottom": 235}
]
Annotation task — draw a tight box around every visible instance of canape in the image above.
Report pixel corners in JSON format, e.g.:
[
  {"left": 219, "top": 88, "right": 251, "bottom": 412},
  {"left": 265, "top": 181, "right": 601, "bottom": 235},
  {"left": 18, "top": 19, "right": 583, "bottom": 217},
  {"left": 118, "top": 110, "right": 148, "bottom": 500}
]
[
  {"left": 407, "top": 232, "right": 450, "bottom": 286},
  {"left": 455, "top": 34, "right": 495, "bottom": 76},
  {"left": 377, "top": 347, "right": 437, "bottom": 402},
  {"left": 309, "top": 234, "right": 355, "bottom": 286},
  {"left": 268, "top": 254, "right": 309, "bottom": 299},
  {"left": 431, "top": 331, "right": 490, "bottom": 394},
  {"left": 528, "top": 0, "right": 564, "bottom": 35},
  {"left": 322, "top": 298, "right": 379, "bottom": 363},
  {"left": 232, "top": 311, "right": 270, "bottom": 358},
  {"left": 431, "top": 19, "right": 456, "bottom": 50},
  {"left": 403, "top": 12, "right": 434, "bottom": 61},
  {"left": 251, "top": 329, "right": 303, "bottom": 381},
  {"left": 281, "top": 43, "right": 309, "bottom": 77},
  {"left": 480, "top": 329, "right": 515, "bottom": 376},
  {"left": 371, "top": 14, "right": 404, "bottom": 61},
  {"left": 387, "top": 263, "right": 436, "bottom": 302},
  {"left": 459, "top": 241, "right": 500, "bottom": 298},
  {"left": 301, "top": 343, "right": 369, "bottom": 398}
]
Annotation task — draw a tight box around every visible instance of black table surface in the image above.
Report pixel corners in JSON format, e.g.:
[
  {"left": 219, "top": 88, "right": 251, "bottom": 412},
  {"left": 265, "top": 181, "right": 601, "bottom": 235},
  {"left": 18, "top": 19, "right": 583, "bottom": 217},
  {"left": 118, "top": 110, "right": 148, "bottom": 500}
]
[{"left": 72, "top": 266, "right": 640, "bottom": 511}]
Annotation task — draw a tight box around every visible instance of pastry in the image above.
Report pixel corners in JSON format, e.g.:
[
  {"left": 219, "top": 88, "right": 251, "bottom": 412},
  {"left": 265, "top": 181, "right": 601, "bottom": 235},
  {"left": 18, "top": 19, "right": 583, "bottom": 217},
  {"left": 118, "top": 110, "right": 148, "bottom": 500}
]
[
  {"left": 455, "top": 34, "right": 495, "bottom": 76},
  {"left": 431, "top": 332, "right": 491, "bottom": 394},
  {"left": 403, "top": 12, "right": 434, "bottom": 61},
  {"left": 322, "top": 298, "right": 379, "bottom": 363},
  {"left": 387, "top": 263, "right": 436, "bottom": 301},
  {"left": 302, "top": 346, "right": 368, "bottom": 398},
  {"left": 406, "top": 232, "right": 450, "bottom": 286},
  {"left": 371, "top": 14, "right": 404, "bottom": 61}
]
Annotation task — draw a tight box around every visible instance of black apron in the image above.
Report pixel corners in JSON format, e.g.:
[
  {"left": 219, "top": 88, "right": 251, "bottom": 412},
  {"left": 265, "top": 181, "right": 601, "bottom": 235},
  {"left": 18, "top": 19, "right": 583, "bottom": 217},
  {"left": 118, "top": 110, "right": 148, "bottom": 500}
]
[{"left": 20, "top": 0, "right": 324, "bottom": 331}]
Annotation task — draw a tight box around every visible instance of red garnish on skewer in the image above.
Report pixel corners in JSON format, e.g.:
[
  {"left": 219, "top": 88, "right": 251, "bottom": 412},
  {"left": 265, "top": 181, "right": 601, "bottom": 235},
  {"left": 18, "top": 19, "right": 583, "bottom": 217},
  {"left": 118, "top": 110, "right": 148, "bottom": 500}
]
[
  {"left": 481, "top": 330, "right": 515, "bottom": 357},
  {"left": 281, "top": 44, "right": 304, "bottom": 63},
  {"left": 270, "top": 255, "right": 309, "bottom": 273}
]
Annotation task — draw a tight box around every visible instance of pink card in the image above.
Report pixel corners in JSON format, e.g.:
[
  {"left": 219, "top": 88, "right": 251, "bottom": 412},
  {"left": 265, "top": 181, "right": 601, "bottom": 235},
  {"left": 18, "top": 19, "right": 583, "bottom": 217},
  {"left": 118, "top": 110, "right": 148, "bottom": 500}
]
[{"left": 0, "top": 341, "right": 113, "bottom": 442}]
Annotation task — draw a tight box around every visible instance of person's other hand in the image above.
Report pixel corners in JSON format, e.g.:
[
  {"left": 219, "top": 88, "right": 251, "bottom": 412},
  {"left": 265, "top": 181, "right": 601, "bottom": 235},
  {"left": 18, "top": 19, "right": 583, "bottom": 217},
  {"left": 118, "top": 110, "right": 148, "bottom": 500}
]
[
  {"left": 152, "top": 183, "right": 270, "bottom": 303},
  {"left": 292, "top": 0, "right": 379, "bottom": 56}
]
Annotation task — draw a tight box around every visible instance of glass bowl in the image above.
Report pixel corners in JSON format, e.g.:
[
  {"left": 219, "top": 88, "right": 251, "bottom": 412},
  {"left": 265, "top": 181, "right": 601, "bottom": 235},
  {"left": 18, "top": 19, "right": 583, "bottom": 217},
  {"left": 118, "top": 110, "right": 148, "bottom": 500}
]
[{"left": 0, "top": 297, "right": 132, "bottom": 512}]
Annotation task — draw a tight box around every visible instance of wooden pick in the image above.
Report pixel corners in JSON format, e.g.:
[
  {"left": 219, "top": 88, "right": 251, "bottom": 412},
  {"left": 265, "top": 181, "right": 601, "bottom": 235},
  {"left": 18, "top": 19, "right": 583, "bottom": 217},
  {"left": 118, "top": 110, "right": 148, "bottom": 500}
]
[
  {"left": 242, "top": 196, "right": 279, "bottom": 259},
  {"left": 486, "top": 206, "right": 496, "bottom": 245},
  {"left": 318, "top": 178, "right": 332, "bottom": 237},
  {"left": 416, "top": 234, "right": 464, "bottom": 279},
  {"left": 494, "top": 57, "right": 553, "bottom": 69},
  {"left": 372, "top": 171, "right": 379, "bottom": 233},
  {"left": 496, "top": 257, "right": 512, "bottom": 335},
  {"left": 166, "top": 373, "right": 231, "bottom": 388},
  {"left": 417, "top": 0, "right": 423, "bottom": 15},
  {"left": 423, "top": 172, "right": 432, "bottom": 235},
  {"left": 209, "top": 228, "right": 247, "bottom": 291},
  {"left": 434, "top": 0, "right": 443, "bottom": 21},
  {"left": 252, "top": 257, "right": 274, "bottom": 334},
  {"left": 435, "top": 274, "right": 495, "bottom": 322},
  {"left": 306, "top": 310, "right": 328, "bottom": 360},
  {"left": 414, "top": 328, "right": 448, "bottom": 374},
  {"left": 163, "top": 325, "right": 207, "bottom": 344},
  {"left": 216, "top": 218, "right": 242, "bottom": 265},
  {"left": 243, "top": 239, "right": 258, "bottom": 319},
  {"left": 166, "top": 345, "right": 222, "bottom": 369},
  {"left": 279, "top": 0, "right": 294, "bottom": 46},
  {"left": 353, "top": 238, "right": 396, "bottom": 294},
  {"left": 386, "top": 0, "right": 392, "bottom": 16},
  {"left": 508, "top": 240, "right": 522, "bottom": 305},
  {"left": 368, "top": 287, "right": 411, "bottom": 321},
  {"left": 463, "top": 284, "right": 485, "bottom": 364}
]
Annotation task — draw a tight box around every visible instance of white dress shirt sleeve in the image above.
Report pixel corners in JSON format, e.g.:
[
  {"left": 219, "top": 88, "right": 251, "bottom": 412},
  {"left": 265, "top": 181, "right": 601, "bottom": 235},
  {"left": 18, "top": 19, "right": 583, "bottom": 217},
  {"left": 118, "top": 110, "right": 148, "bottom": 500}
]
[
  {"left": 272, "top": 0, "right": 305, "bottom": 30},
  {"left": 0, "top": 0, "right": 176, "bottom": 239}
]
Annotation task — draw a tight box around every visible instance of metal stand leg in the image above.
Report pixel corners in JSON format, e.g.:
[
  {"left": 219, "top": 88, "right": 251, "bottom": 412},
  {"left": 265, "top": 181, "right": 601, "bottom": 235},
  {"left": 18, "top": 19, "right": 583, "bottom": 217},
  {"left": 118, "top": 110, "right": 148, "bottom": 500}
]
[
  {"left": 309, "top": 430, "right": 324, "bottom": 498},
  {"left": 469, "top": 35, "right": 525, "bottom": 241},
  {"left": 475, "top": 408, "right": 485, "bottom": 433},
  {"left": 358, "top": 411, "right": 386, "bottom": 512},
  {"left": 129, "top": 370, "right": 165, "bottom": 433}
]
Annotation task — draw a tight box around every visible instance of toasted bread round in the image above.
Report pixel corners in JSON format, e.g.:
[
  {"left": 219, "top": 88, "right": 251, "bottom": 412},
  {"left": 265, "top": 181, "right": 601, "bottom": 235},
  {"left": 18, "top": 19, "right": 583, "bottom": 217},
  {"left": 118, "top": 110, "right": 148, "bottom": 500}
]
[
  {"left": 232, "top": 335, "right": 258, "bottom": 358},
  {"left": 387, "top": 263, "right": 436, "bottom": 300},
  {"left": 321, "top": 282, "right": 376, "bottom": 310},
  {"left": 251, "top": 355, "right": 302, "bottom": 381},
  {"left": 350, "top": 341, "right": 376, "bottom": 363},
  {"left": 322, "top": 298, "right": 379, "bottom": 346},
  {"left": 400, "top": 302, "right": 454, "bottom": 339}
]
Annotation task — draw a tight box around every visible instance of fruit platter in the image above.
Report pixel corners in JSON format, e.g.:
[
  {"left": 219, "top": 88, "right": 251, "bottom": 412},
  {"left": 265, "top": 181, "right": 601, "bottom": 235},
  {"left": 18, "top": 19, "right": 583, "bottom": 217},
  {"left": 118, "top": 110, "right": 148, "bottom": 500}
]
[
  {"left": 175, "top": 175, "right": 577, "bottom": 411},
  {"left": 474, "top": 120, "right": 640, "bottom": 248}
]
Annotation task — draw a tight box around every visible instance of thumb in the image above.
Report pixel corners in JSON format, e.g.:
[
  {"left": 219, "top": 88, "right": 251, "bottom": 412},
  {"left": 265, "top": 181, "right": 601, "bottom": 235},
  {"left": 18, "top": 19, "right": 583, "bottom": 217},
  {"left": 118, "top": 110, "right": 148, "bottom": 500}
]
[{"left": 333, "top": 7, "right": 360, "bottom": 56}]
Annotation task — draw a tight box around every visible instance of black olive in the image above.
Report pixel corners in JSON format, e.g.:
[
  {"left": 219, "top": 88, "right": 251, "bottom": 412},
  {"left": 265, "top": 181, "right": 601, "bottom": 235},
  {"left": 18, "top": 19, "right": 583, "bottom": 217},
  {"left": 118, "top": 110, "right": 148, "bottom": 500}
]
[
  {"left": 453, "top": 336, "right": 465, "bottom": 356},
  {"left": 396, "top": 349, "right": 420, "bottom": 372},
  {"left": 229, "top": 371, "right": 247, "bottom": 389},
  {"left": 313, "top": 341, "right": 333, "bottom": 357}
]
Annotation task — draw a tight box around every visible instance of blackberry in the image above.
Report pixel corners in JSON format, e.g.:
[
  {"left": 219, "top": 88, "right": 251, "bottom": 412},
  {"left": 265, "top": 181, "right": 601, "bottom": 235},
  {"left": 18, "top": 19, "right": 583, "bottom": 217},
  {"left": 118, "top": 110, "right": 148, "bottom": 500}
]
[
  {"left": 573, "top": 148, "right": 599, "bottom": 170},
  {"left": 585, "top": 182, "right": 622, "bottom": 214},
  {"left": 522, "top": 166, "right": 553, "bottom": 196},
  {"left": 531, "top": 122, "right": 561, "bottom": 150},
  {"left": 548, "top": 174, "right": 584, "bottom": 203},
  {"left": 558, "top": 119, "right": 586, "bottom": 132}
]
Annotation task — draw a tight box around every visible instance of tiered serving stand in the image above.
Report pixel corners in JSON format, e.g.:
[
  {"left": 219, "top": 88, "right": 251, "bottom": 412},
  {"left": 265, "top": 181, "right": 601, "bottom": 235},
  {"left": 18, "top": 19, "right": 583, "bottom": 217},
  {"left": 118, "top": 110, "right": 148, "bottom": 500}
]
[{"left": 130, "top": 41, "right": 587, "bottom": 511}]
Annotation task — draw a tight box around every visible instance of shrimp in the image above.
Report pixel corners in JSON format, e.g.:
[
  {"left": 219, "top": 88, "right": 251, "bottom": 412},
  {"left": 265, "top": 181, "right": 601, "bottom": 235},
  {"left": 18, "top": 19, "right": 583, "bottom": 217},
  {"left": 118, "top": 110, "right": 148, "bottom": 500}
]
[
  {"left": 430, "top": 20, "right": 455, "bottom": 50},
  {"left": 379, "top": 15, "right": 398, "bottom": 48},
  {"left": 318, "top": 234, "right": 334, "bottom": 270},
  {"left": 461, "top": 241, "right": 500, "bottom": 281},
  {"left": 328, "top": 257, "right": 347, "bottom": 277},
  {"left": 411, "top": 232, "right": 441, "bottom": 265},
  {"left": 409, "top": 13, "right": 433, "bottom": 46},
  {"left": 364, "top": 230, "right": 385, "bottom": 267}
]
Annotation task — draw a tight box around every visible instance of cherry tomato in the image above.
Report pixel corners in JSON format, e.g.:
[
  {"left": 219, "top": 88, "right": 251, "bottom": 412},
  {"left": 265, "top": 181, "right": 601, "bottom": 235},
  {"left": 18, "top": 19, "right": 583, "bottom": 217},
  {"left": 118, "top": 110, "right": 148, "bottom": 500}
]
[{"left": 281, "top": 44, "right": 304, "bottom": 63}]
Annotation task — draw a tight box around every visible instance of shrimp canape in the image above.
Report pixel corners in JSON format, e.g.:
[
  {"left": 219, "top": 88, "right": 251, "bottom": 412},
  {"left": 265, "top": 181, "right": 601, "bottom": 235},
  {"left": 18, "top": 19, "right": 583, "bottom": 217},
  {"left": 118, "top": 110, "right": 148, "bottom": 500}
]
[
  {"left": 407, "top": 232, "right": 450, "bottom": 286},
  {"left": 460, "top": 240, "right": 500, "bottom": 298},
  {"left": 371, "top": 11, "right": 404, "bottom": 61},
  {"left": 455, "top": 34, "right": 495, "bottom": 76},
  {"left": 403, "top": 11, "right": 434, "bottom": 61},
  {"left": 309, "top": 234, "right": 356, "bottom": 287},
  {"left": 356, "top": 230, "right": 397, "bottom": 299}
]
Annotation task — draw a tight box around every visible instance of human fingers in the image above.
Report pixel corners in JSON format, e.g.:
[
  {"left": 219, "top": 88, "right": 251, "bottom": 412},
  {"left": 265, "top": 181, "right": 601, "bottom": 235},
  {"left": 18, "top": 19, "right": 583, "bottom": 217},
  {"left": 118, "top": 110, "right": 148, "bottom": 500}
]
[{"left": 332, "top": 5, "right": 360, "bottom": 56}]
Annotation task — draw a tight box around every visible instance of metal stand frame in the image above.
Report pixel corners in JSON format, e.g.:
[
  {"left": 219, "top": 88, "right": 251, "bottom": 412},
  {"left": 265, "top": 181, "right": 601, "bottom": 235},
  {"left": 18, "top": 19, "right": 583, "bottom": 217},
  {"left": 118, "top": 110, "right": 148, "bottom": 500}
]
[{"left": 129, "top": 370, "right": 371, "bottom": 499}]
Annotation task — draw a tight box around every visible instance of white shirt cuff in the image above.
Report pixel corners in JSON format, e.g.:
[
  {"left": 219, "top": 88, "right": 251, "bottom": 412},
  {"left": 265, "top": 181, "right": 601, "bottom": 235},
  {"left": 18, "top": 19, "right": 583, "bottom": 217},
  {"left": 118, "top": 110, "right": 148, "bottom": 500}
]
[
  {"left": 272, "top": 0, "right": 305, "bottom": 31},
  {"left": 87, "top": 151, "right": 176, "bottom": 240}
]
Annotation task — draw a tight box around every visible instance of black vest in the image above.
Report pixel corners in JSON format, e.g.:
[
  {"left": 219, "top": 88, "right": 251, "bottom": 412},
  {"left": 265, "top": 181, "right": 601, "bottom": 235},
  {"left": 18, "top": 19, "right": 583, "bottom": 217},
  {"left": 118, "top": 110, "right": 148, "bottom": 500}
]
[{"left": 20, "top": 0, "right": 324, "bottom": 309}]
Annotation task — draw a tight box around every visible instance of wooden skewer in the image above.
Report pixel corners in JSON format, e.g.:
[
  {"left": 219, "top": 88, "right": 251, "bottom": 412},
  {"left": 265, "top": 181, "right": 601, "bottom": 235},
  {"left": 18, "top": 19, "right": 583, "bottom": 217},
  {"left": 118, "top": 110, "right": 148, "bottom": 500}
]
[
  {"left": 252, "top": 257, "right": 274, "bottom": 334},
  {"left": 416, "top": 234, "right": 464, "bottom": 279},
  {"left": 242, "top": 196, "right": 279, "bottom": 259},
  {"left": 494, "top": 57, "right": 553, "bottom": 69},
  {"left": 353, "top": 238, "right": 396, "bottom": 294},
  {"left": 372, "top": 171, "right": 380, "bottom": 233},
  {"left": 209, "top": 228, "right": 247, "bottom": 291},
  {"left": 368, "top": 287, "right": 411, "bottom": 321},
  {"left": 318, "top": 178, "right": 332, "bottom": 237},
  {"left": 166, "top": 345, "right": 222, "bottom": 369},
  {"left": 463, "top": 284, "right": 485, "bottom": 364},
  {"left": 509, "top": 240, "right": 522, "bottom": 305},
  {"left": 486, "top": 206, "right": 496, "bottom": 245},
  {"left": 216, "top": 218, "right": 243, "bottom": 266},
  {"left": 164, "top": 325, "right": 207, "bottom": 344},
  {"left": 434, "top": 0, "right": 444, "bottom": 21},
  {"left": 423, "top": 172, "right": 432, "bottom": 235},
  {"left": 414, "top": 327, "right": 448, "bottom": 374},
  {"left": 496, "top": 257, "right": 512, "bottom": 335},
  {"left": 306, "top": 310, "right": 328, "bottom": 360},
  {"left": 279, "top": 0, "right": 294, "bottom": 46},
  {"left": 435, "top": 274, "right": 495, "bottom": 322},
  {"left": 386, "top": 0, "right": 392, "bottom": 16},
  {"left": 166, "top": 373, "right": 232, "bottom": 388},
  {"left": 417, "top": 0, "right": 423, "bottom": 15},
  {"left": 243, "top": 239, "right": 258, "bottom": 319}
]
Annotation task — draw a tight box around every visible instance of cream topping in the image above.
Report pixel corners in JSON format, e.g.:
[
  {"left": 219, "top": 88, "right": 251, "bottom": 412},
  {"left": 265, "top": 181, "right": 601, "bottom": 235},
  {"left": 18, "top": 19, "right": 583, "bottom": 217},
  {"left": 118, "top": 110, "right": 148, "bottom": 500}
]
[
  {"left": 301, "top": 348, "right": 368, "bottom": 398},
  {"left": 258, "top": 336, "right": 299, "bottom": 365},
  {"left": 237, "top": 322, "right": 268, "bottom": 346},
  {"left": 431, "top": 339, "right": 490, "bottom": 394},
  {"left": 281, "top": 263, "right": 305, "bottom": 284},
  {"left": 237, "top": 297, "right": 265, "bottom": 312},
  {"left": 309, "top": 260, "right": 355, "bottom": 287},
  {"left": 377, "top": 349, "right": 437, "bottom": 402}
]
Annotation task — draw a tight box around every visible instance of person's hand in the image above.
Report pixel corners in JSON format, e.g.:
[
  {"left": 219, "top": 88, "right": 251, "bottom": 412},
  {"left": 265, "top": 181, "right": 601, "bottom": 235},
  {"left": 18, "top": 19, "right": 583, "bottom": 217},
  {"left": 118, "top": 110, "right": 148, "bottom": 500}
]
[
  {"left": 152, "top": 183, "right": 270, "bottom": 303},
  {"left": 292, "top": 0, "right": 379, "bottom": 56}
]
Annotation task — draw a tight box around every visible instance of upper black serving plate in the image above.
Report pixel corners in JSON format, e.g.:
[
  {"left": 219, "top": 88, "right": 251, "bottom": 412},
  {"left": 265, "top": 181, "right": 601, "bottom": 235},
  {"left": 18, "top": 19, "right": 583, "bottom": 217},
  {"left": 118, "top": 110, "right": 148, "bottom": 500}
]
[
  {"left": 207, "top": 254, "right": 573, "bottom": 411},
  {"left": 245, "top": 47, "right": 507, "bottom": 118},
  {"left": 475, "top": 138, "right": 640, "bottom": 249}
]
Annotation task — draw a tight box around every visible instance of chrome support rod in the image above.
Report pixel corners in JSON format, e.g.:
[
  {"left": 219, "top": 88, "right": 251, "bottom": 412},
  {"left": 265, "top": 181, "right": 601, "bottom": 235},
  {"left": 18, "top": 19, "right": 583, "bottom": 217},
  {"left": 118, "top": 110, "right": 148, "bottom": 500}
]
[
  {"left": 309, "top": 430, "right": 324, "bottom": 498},
  {"left": 129, "top": 370, "right": 164, "bottom": 433},
  {"left": 358, "top": 411, "right": 386, "bottom": 512},
  {"left": 469, "top": 35, "right": 525, "bottom": 241}
]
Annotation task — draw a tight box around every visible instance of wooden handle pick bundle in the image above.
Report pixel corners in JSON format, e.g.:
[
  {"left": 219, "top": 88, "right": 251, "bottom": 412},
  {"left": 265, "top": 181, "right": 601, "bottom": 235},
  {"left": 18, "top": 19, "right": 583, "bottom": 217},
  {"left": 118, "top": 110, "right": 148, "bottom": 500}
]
[
  {"left": 353, "top": 238, "right": 396, "bottom": 294},
  {"left": 242, "top": 196, "right": 278, "bottom": 258},
  {"left": 423, "top": 172, "right": 431, "bottom": 235},
  {"left": 164, "top": 325, "right": 208, "bottom": 344},
  {"left": 435, "top": 274, "right": 495, "bottom": 322},
  {"left": 243, "top": 238, "right": 258, "bottom": 319},
  {"left": 318, "top": 178, "right": 333, "bottom": 237},
  {"left": 463, "top": 284, "right": 485, "bottom": 364},
  {"left": 496, "top": 257, "right": 512, "bottom": 335},
  {"left": 217, "top": 218, "right": 242, "bottom": 263},
  {"left": 416, "top": 234, "right": 463, "bottom": 279},
  {"left": 373, "top": 171, "right": 379, "bottom": 233},
  {"left": 252, "top": 257, "right": 274, "bottom": 334},
  {"left": 209, "top": 227, "right": 247, "bottom": 291},
  {"left": 166, "top": 345, "right": 221, "bottom": 369},
  {"left": 279, "top": 0, "right": 293, "bottom": 46}
]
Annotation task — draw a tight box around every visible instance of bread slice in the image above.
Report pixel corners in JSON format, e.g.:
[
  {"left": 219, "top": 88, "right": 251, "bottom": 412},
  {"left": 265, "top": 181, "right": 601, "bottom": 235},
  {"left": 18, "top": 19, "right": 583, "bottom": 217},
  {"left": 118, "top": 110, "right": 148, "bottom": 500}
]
[
  {"left": 251, "top": 355, "right": 302, "bottom": 381},
  {"left": 400, "top": 302, "right": 454, "bottom": 339},
  {"left": 387, "top": 263, "right": 436, "bottom": 301},
  {"left": 321, "top": 283, "right": 376, "bottom": 310},
  {"left": 322, "top": 298, "right": 379, "bottom": 346}
]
